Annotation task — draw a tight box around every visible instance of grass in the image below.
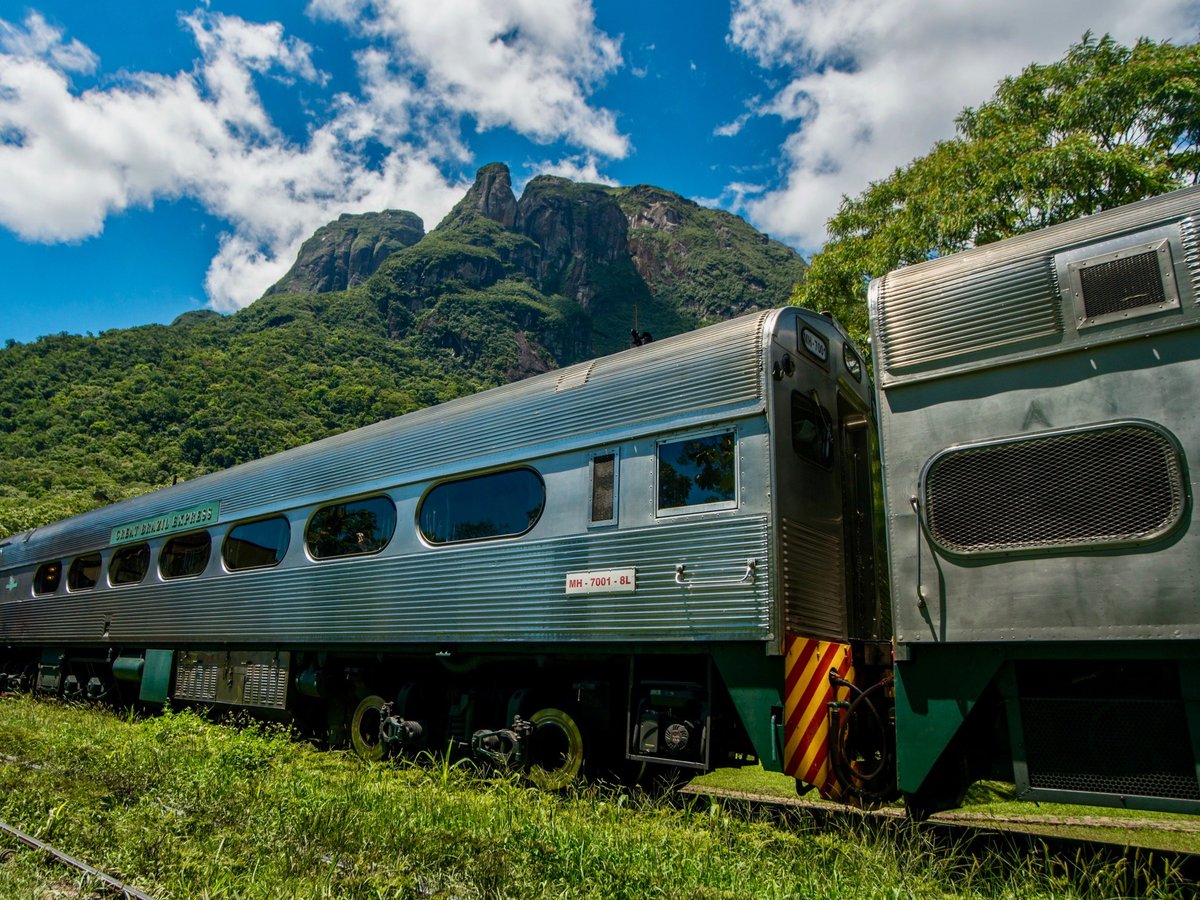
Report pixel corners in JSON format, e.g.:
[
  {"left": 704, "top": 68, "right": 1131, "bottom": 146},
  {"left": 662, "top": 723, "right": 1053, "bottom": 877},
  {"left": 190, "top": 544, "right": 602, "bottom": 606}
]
[
  {"left": 0, "top": 696, "right": 1192, "bottom": 898},
  {"left": 691, "top": 767, "right": 1200, "bottom": 853}
]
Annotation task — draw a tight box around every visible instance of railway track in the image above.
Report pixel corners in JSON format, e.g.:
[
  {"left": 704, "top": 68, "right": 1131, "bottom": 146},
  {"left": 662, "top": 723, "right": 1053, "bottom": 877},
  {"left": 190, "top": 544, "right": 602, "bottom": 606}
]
[
  {"left": 680, "top": 783, "right": 1200, "bottom": 891},
  {"left": 0, "top": 818, "right": 155, "bottom": 899}
]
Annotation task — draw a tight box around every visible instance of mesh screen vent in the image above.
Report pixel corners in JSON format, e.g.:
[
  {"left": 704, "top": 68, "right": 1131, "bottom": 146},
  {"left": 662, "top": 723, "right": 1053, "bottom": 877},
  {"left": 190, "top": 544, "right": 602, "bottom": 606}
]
[
  {"left": 1069, "top": 240, "right": 1179, "bottom": 327},
  {"left": 1021, "top": 697, "right": 1200, "bottom": 800},
  {"left": 924, "top": 423, "right": 1185, "bottom": 554},
  {"left": 1079, "top": 251, "right": 1165, "bottom": 316},
  {"left": 590, "top": 453, "right": 615, "bottom": 523}
]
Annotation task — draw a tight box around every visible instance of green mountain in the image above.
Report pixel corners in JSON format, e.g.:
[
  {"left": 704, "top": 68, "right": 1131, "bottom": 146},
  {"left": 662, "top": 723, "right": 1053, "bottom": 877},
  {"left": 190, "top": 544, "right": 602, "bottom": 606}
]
[
  {"left": 267, "top": 209, "right": 426, "bottom": 296},
  {"left": 0, "top": 163, "right": 805, "bottom": 537}
]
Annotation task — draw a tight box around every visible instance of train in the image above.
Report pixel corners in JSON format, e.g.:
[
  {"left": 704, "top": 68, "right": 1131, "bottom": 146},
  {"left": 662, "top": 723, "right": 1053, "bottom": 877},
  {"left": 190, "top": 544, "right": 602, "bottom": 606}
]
[{"left": 2, "top": 185, "right": 1198, "bottom": 816}]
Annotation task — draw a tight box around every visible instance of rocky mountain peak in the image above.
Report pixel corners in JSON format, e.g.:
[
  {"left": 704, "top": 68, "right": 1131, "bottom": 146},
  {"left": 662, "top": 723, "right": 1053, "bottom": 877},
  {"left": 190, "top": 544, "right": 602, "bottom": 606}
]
[
  {"left": 264, "top": 162, "right": 806, "bottom": 379},
  {"left": 438, "top": 161, "right": 518, "bottom": 230},
  {"left": 267, "top": 209, "right": 425, "bottom": 296},
  {"left": 513, "top": 175, "right": 629, "bottom": 307}
]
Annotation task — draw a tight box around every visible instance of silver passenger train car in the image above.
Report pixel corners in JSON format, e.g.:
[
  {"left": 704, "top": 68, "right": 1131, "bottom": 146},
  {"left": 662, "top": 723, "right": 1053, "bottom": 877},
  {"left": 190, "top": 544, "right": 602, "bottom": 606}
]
[
  {"left": 7, "top": 185, "right": 1198, "bottom": 813},
  {"left": 0, "top": 307, "right": 888, "bottom": 790}
]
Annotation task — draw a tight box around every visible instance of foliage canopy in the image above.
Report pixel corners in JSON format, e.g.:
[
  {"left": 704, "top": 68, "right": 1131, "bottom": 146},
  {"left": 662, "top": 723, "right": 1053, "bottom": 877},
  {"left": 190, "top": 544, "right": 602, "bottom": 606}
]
[{"left": 800, "top": 33, "right": 1200, "bottom": 340}]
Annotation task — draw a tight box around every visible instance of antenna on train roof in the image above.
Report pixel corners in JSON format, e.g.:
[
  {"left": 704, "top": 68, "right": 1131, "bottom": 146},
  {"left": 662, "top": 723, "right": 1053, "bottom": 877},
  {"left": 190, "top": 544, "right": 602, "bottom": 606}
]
[{"left": 629, "top": 298, "right": 653, "bottom": 348}]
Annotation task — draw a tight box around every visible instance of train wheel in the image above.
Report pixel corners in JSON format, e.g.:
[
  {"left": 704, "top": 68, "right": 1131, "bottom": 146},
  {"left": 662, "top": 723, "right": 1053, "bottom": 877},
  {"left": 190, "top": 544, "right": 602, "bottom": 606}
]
[
  {"left": 526, "top": 707, "right": 584, "bottom": 790},
  {"left": 350, "top": 694, "right": 388, "bottom": 762}
]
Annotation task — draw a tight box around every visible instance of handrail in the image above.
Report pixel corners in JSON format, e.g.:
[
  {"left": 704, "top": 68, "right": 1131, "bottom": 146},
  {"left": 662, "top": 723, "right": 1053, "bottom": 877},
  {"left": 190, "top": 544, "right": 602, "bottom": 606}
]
[{"left": 675, "top": 559, "right": 757, "bottom": 587}]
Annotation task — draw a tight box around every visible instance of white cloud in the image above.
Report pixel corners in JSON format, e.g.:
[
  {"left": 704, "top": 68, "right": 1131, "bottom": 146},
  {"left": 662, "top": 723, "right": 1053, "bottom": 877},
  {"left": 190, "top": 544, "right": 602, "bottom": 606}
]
[
  {"left": 522, "top": 153, "right": 618, "bottom": 187},
  {"left": 714, "top": 111, "right": 752, "bottom": 138},
  {"left": 0, "top": 11, "right": 96, "bottom": 73},
  {"left": 308, "top": 0, "right": 629, "bottom": 158},
  {"left": 727, "top": 0, "right": 1200, "bottom": 252},
  {"left": 0, "top": 10, "right": 467, "bottom": 310},
  {"left": 0, "top": 3, "right": 629, "bottom": 312}
]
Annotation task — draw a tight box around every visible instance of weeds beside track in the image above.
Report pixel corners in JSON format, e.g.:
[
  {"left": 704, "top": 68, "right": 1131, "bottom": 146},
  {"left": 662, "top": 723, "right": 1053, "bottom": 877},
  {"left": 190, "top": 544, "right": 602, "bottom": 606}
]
[{"left": 0, "top": 696, "right": 1194, "bottom": 899}]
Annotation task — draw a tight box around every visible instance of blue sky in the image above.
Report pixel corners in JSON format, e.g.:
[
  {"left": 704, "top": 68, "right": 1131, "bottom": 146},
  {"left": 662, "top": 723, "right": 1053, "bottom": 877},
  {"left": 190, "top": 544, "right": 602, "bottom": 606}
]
[{"left": 1, "top": 0, "right": 1196, "bottom": 345}]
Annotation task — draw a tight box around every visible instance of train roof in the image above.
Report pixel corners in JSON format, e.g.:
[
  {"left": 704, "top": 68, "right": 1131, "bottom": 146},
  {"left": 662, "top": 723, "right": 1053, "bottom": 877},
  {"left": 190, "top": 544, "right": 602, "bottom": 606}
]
[
  {"left": 869, "top": 184, "right": 1200, "bottom": 388},
  {"left": 1, "top": 307, "right": 855, "bottom": 567}
]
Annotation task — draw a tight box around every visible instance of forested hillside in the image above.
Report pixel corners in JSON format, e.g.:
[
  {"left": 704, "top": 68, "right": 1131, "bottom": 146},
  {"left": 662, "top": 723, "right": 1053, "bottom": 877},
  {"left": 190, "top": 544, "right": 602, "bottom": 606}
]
[{"left": 0, "top": 164, "right": 806, "bottom": 537}]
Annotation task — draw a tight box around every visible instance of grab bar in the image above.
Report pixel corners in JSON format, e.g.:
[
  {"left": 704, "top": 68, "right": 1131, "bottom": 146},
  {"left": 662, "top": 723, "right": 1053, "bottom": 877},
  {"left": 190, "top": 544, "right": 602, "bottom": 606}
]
[{"left": 675, "top": 559, "right": 757, "bottom": 587}]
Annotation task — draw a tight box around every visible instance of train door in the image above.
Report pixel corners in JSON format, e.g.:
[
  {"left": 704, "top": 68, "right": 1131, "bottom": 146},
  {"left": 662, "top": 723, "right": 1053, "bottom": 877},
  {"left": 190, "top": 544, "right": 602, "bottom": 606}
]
[
  {"left": 837, "top": 394, "right": 889, "bottom": 644},
  {"left": 768, "top": 312, "right": 894, "bottom": 801},
  {"left": 768, "top": 320, "right": 846, "bottom": 645}
]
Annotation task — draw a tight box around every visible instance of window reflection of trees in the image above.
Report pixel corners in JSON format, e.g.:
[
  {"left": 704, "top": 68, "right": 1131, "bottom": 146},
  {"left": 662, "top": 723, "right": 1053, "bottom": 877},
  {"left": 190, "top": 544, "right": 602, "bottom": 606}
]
[
  {"left": 658, "top": 433, "right": 736, "bottom": 509},
  {"left": 420, "top": 469, "right": 545, "bottom": 545},
  {"left": 307, "top": 498, "right": 396, "bottom": 559},
  {"left": 223, "top": 518, "right": 291, "bottom": 570}
]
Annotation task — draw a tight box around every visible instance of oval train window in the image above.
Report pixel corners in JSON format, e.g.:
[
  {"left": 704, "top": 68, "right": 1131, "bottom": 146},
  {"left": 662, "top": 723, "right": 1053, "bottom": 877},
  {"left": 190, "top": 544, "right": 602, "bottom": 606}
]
[
  {"left": 160, "top": 531, "right": 212, "bottom": 579},
  {"left": 33, "top": 561, "right": 62, "bottom": 595},
  {"left": 223, "top": 517, "right": 290, "bottom": 571},
  {"left": 419, "top": 468, "right": 545, "bottom": 545},
  {"left": 306, "top": 496, "right": 396, "bottom": 560},
  {"left": 109, "top": 543, "right": 151, "bottom": 586},
  {"left": 67, "top": 553, "right": 102, "bottom": 591}
]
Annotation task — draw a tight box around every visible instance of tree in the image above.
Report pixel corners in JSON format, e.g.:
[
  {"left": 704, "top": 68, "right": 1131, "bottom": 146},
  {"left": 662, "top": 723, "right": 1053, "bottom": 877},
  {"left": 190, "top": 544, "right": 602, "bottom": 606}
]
[{"left": 800, "top": 34, "right": 1200, "bottom": 342}]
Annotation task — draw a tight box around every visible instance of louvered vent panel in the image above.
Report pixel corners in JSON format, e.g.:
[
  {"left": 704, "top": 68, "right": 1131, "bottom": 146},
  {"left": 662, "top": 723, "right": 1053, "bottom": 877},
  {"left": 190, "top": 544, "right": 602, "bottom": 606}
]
[
  {"left": 878, "top": 255, "right": 1062, "bottom": 373},
  {"left": 1179, "top": 215, "right": 1200, "bottom": 295},
  {"left": 174, "top": 656, "right": 218, "bottom": 702},
  {"left": 780, "top": 518, "right": 845, "bottom": 640},
  {"left": 243, "top": 662, "right": 287, "bottom": 709},
  {"left": 925, "top": 424, "right": 1185, "bottom": 554}
]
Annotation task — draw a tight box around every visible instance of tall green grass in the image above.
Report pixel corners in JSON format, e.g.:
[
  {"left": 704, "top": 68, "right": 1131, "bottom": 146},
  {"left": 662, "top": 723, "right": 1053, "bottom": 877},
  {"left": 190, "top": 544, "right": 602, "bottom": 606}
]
[{"left": 0, "top": 697, "right": 1188, "bottom": 898}]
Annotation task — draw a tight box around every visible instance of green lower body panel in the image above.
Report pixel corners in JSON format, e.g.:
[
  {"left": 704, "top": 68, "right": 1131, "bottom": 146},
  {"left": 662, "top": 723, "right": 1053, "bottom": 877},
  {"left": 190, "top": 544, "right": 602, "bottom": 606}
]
[
  {"left": 892, "top": 644, "right": 1004, "bottom": 794},
  {"left": 895, "top": 641, "right": 1200, "bottom": 815},
  {"left": 711, "top": 644, "right": 785, "bottom": 772},
  {"left": 139, "top": 649, "right": 174, "bottom": 704}
]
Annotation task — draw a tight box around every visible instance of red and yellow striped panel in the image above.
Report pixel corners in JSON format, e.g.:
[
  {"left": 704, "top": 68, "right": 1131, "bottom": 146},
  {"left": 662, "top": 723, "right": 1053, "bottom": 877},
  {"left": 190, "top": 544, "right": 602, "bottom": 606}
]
[{"left": 783, "top": 635, "right": 855, "bottom": 799}]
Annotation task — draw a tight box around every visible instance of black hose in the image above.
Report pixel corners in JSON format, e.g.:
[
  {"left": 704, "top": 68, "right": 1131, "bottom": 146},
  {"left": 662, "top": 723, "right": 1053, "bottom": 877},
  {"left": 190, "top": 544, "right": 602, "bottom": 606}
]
[{"left": 827, "top": 673, "right": 894, "bottom": 801}]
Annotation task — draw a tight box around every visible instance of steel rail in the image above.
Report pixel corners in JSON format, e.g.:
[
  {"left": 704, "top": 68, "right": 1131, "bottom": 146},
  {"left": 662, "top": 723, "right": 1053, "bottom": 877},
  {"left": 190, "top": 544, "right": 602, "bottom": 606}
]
[
  {"left": 679, "top": 784, "right": 1200, "bottom": 891},
  {"left": 0, "top": 818, "right": 155, "bottom": 900}
]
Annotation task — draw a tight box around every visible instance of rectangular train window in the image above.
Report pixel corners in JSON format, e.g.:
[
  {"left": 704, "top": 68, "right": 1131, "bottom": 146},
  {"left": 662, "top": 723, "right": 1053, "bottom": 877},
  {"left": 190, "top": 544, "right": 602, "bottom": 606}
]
[
  {"left": 791, "top": 391, "right": 833, "bottom": 468},
  {"left": 922, "top": 422, "right": 1186, "bottom": 554},
  {"left": 590, "top": 451, "right": 618, "bottom": 526},
  {"left": 657, "top": 431, "right": 737, "bottom": 514}
]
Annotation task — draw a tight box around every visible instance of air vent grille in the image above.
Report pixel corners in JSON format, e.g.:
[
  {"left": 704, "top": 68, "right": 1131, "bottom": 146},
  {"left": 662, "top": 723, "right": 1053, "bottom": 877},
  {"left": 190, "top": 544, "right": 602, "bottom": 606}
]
[
  {"left": 174, "top": 656, "right": 219, "bottom": 702},
  {"left": 1079, "top": 251, "right": 1165, "bottom": 316},
  {"left": 243, "top": 662, "right": 288, "bottom": 709},
  {"left": 1021, "top": 697, "right": 1200, "bottom": 800},
  {"left": 1069, "top": 239, "right": 1179, "bottom": 327},
  {"left": 925, "top": 424, "right": 1185, "bottom": 554}
]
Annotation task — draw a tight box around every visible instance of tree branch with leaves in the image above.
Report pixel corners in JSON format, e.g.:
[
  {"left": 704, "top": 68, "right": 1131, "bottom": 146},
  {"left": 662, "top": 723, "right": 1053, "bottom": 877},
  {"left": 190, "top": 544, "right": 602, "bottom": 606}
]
[{"left": 798, "top": 33, "right": 1200, "bottom": 344}]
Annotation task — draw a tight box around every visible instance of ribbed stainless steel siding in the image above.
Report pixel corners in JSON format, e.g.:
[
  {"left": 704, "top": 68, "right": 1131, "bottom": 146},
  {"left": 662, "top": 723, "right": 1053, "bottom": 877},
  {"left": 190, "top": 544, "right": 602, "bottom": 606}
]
[
  {"left": 873, "top": 185, "right": 1200, "bottom": 384},
  {"left": 877, "top": 255, "right": 1062, "bottom": 373},
  {"left": 4, "top": 312, "right": 770, "bottom": 567},
  {"left": 1180, "top": 216, "right": 1200, "bottom": 296},
  {"left": 1, "top": 516, "right": 771, "bottom": 645}
]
